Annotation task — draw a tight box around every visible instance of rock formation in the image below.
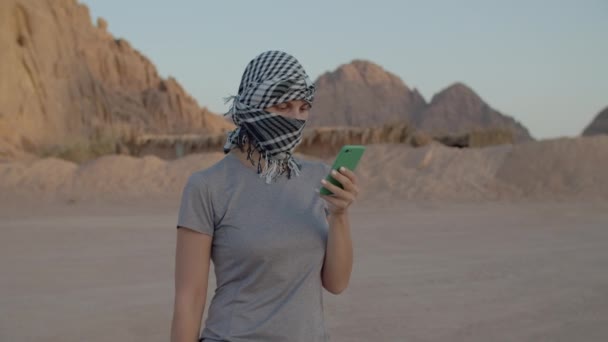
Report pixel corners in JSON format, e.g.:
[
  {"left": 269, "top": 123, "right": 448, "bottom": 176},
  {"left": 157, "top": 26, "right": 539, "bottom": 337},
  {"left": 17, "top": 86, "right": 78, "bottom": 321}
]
[
  {"left": 415, "top": 83, "right": 533, "bottom": 142},
  {"left": 308, "top": 60, "right": 426, "bottom": 127},
  {"left": 309, "top": 61, "right": 533, "bottom": 142},
  {"left": 582, "top": 106, "right": 608, "bottom": 136},
  {"left": 0, "top": 0, "right": 233, "bottom": 159}
]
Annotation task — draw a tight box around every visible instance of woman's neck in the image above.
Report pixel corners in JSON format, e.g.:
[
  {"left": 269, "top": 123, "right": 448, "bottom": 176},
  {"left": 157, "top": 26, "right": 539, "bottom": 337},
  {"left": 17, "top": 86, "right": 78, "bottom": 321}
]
[{"left": 229, "top": 144, "right": 266, "bottom": 171}]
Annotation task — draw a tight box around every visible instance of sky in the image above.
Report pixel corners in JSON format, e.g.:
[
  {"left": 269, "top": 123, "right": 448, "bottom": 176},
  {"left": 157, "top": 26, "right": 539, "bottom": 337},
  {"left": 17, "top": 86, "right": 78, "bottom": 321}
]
[{"left": 83, "top": 0, "right": 608, "bottom": 139}]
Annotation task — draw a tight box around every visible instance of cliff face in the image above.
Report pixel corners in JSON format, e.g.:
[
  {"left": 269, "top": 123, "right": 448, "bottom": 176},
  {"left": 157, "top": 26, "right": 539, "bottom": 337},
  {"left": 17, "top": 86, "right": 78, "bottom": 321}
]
[
  {"left": 582, "top": 106, "right": 608, "bottom": 136},
  {"left": 308, "top": 60, "right": 427, "bottom": 127},
  {"left": 0, "top": 0, "right": 232, "bottom": 158}
]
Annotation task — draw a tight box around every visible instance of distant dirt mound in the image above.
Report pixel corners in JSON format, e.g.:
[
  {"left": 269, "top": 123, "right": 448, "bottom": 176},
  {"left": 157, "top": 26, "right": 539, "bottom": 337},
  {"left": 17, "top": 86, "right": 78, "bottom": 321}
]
[
  {"left": 0, "top": 153, "right": 225, "bottom": 202},
  {"left": 0, "top": 157, "right": 78, "bottom": 201},
  {"left": 354, "top": 143, "right": 517, "bottom": 202},
  {"left": 495, "top": 135, "right": 608, "bottom": 199},
  {"left": 1, "top": 136, "right": 606, "bottom": 203}
]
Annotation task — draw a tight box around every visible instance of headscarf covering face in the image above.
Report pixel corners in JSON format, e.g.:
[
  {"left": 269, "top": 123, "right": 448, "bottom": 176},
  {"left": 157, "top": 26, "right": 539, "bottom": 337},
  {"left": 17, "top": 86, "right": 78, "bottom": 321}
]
[{"left": 223, "top": 50, "right": 316, "bottom": 183}]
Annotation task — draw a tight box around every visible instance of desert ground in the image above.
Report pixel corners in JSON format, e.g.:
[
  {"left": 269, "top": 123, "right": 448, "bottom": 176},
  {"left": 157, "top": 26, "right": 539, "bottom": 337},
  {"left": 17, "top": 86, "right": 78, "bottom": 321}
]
[
  {"left": 2, "top": 137, "right": 608, "bottom": 341},
  {"left": 2, "top": 198, "right": 607, "bottom": 342}
]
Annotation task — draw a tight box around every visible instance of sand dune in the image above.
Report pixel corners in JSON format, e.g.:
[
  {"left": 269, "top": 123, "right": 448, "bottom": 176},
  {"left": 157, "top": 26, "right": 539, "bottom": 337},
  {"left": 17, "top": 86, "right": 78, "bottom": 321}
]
[
  {"left": 359, "top": 135, "right": 608, "bottom": 202},
  {"left": 1, "top": 136, "right": 607, "bottom": 204},
  {"left": 496, "top": 136, "right": 608, "bottom": 199}
]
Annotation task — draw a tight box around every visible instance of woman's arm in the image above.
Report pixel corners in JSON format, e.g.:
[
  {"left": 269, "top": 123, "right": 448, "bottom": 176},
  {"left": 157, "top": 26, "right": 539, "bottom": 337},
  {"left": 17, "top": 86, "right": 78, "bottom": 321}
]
[
  {"left": 170, "top": 227, "right": 213, "bottom": 342},
  {"left": 319, "top": 167, "right": 359, "bottom": 295},
  {"left": 321, "top": 212, "right": 353, "bottom": 294}
]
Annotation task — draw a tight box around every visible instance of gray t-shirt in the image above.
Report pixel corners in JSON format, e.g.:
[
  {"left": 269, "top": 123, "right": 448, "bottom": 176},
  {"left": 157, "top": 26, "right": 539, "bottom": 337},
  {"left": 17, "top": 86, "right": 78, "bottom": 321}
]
[{"left": 176, "top": 152, "right": 332, "bottom": 342}]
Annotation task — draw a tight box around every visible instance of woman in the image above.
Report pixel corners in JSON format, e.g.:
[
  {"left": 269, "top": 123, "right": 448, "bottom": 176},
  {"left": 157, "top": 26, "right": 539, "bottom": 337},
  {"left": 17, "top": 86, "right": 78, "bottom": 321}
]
[{"left": 170, "top": 50, "right": 359, "bottom": 342}]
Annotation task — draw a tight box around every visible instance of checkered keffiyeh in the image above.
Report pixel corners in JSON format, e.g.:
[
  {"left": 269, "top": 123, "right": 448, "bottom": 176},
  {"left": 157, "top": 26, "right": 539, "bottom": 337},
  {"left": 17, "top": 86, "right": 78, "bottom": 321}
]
[{"left": 223, "top": 50, "right": 316, "bottom": 183}]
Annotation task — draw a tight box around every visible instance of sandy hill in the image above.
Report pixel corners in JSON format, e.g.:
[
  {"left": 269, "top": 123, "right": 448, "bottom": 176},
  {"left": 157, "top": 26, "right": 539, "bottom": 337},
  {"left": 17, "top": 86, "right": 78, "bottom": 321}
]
[
  {"left": 0, "top": 0, "right": 233, "bottom": 160},
  {"left": 309, "top": 61, "right": 533, "bottom": 142},
  {"left": 1, "top": 136, "right": 606, "bottom": 203},
  {"left": 582, "top": 106, "right": 608, "bottom": 136}
]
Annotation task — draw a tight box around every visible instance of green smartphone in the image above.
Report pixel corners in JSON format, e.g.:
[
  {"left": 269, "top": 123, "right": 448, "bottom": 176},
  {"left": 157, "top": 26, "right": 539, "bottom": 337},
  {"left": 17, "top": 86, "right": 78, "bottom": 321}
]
[{"left": 319, "top": 145, "right": 366, "bottom": 196}]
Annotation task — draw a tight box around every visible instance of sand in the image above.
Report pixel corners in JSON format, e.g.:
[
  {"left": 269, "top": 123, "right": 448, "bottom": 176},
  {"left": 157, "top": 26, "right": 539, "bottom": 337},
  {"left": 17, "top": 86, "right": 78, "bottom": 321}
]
[
  {"left": 1, "top": 200, "right": 608, "bottom": 341},
  {"left": 2, "top": 136, "right": 607, "bottom": 204},
  {"left": 1, "top": 135, "right": 608, "bottom": 341}
]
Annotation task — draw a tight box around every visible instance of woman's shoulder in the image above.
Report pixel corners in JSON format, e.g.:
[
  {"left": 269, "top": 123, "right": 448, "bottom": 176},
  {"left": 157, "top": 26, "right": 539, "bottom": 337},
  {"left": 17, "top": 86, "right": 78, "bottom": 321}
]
[{"left": 184, "top": 154, "right": 233, "bottom": 189}]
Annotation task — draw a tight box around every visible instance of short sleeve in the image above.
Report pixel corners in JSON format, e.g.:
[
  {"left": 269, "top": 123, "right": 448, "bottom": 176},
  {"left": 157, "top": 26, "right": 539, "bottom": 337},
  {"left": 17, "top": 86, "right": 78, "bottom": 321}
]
[{"left": 176, "top": 174, "right": 215, "bottom": 236}]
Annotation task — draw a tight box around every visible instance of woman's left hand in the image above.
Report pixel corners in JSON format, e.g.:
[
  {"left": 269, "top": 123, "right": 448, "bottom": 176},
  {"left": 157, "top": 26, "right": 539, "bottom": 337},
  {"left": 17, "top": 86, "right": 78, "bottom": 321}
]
[{"left": 319, "top": 167, "right": 360, "bottom": 216}]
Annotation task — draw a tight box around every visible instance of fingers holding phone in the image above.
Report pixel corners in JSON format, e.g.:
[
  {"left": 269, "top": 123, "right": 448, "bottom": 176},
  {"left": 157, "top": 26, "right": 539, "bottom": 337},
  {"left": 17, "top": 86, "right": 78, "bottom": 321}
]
[
  {"left": 320, "top": 167, "right": 360, "bottom": 215},
  {"left": 319, "top": 145, "right": 365, "bottom": 215},
  {"left": 319, "top": 145, "right": 365, "bottom": 196},
  {"left": 323, "top": 167, "right": 358, "bottom": 195}
]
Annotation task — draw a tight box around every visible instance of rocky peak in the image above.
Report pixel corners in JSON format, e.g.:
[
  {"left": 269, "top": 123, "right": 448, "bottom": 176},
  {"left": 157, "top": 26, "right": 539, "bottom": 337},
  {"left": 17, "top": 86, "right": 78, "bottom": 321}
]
[
  {"left": 415, "top": 83, "right": 533, "bottom": 141},
  {"left": 337, "top": 60, "right": 398, "bottom": 86},
  {"left": 308, "top": 61, "right": 533, "bottom": 143},
  {"left": 429, "top": 82, "right": 482, "bottom": 105},
  {"left": 309, "top": 60, "right": 427, "bottom": 127},
  {"left": 582, "top": 106, "right": 608, "bottom": 136}
]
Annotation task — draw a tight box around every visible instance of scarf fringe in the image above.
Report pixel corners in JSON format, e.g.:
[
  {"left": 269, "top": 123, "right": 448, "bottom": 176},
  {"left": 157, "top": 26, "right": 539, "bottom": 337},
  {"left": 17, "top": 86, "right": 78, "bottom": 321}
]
[
  {"left": 223, "top": 94, "right": 240, "bottom": 118},
  {"left": 224, "top": 129, "right": 302, "bottom": 184}
]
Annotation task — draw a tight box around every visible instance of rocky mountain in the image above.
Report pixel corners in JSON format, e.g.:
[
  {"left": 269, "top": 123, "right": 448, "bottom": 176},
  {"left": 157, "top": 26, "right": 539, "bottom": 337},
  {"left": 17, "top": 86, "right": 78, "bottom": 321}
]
[
  {"left": 308, "top": 60, "right": 427, "bottom": 127},
  {"left": 0, "top": 0, "right": 233, "bottom": 159},
  {"left": 415, "top": 83, "right": 533, "bottom": 141},
  {"left": 582, "top": 106, "right": 608, "bottom": 136},
  {"left": 309, "top": 61, "right": 533, "bottom": 142}
]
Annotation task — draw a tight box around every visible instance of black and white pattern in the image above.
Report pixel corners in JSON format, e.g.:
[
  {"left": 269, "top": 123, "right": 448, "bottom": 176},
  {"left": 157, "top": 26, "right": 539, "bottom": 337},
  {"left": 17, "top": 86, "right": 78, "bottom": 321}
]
[{"left": 223, "top": 50, "right": 316, "bottom": 183}]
